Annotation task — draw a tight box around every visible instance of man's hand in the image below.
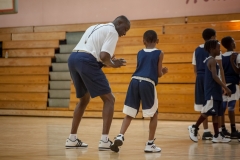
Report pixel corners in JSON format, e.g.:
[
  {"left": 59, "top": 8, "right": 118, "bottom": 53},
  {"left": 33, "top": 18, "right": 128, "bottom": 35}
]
[{"left": 111, "top": 58, "right": 126, "bottom": 68}]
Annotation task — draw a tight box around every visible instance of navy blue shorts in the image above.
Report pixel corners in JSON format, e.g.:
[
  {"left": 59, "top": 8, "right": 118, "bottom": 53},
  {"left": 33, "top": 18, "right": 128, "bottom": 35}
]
[
  {"left": 68, "top": 52, "right": 111, "bottom": 98},
  {"left": 202, "top": 100, "right": 223, "bottom": 116},
  {"left": 195, "top": 74, "right": 205, "bottom": 105},
  {"left": 123, "top": 78, "right": 158, "bottom": 118},
  {"left": 194, "top": 74, "right": 205, "bottom": 111}
]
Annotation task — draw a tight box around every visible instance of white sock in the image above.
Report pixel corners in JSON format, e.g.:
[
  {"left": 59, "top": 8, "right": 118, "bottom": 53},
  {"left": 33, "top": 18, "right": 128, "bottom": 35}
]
[
  {"left": 204, "top": 129, "right": 210, "bottom": 132},
  {"left": 148, "top": 140, "right": 154, "bottom": 144},
  {"left": 219, "top": 128, "right": 222, "bottom": 132},
  {"left": 69, "top": 134, "right": 77, "bottom": 141},
  {"left": 101, "top": 134, "right": 108, "bottom": 142}
]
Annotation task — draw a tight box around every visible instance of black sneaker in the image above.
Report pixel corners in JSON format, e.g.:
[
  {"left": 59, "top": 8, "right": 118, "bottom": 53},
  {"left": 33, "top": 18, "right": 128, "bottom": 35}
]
[
  {"left": 110, "top": 135, "right": 124, "bottom": 153},
  {"left": 202, "top": 132, "right": 213, "bottom": 140},
  {"left": 230, "top": 130, "right": 240, "bottom": 139},
  {"left": 222, "top": 129, "right": 231, "bottom": 138}
]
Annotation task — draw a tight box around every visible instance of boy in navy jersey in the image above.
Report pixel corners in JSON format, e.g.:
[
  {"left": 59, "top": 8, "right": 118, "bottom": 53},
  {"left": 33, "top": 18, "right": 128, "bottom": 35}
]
[
  {"left": 192, "top": 28, "right": 225, "bottom": 140},
  {"left": 221, "top": 36, "right": 240, "bottom": 139},
  {"left": 110, "top": 30, "right": 168, "bottom": 153},
  {"left": 188, "top": 40, "right": 231, "bottom": 143}
]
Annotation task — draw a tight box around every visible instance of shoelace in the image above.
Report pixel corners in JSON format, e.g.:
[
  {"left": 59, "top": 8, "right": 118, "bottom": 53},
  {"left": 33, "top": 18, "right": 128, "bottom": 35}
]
[
  {"left": 151, "top": 144, "right": 156, "bottom": 149},
  {"left": 192, "top": 127, "right": 201, "bottom": 140},
  {"left": 76, "top": 139, "right": 83, "bottom": 147},
  {"left": 220, "top": 132, "right": 226, "bottom": 138},
  {"left": 147, "top": 138, "right": 157, "bottom": 145}
]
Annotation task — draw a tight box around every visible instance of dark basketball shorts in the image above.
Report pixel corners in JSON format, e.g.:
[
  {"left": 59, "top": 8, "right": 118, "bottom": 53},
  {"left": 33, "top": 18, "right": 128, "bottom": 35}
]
[
  {"left": 194, "top": 74, "right": 205, "bottom": 111},
  {"left": 123, "top": 76, "right": 158, "bottom": 118},
  {"left": 68, "top": 52, "right": 111, "bottom": 98},
  {"left": 202, "top": 99, "right": 223, "bottom": 116}
]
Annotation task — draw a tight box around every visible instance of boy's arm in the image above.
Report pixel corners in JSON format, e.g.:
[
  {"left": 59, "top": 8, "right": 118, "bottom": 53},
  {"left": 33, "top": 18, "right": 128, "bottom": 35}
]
[
  {"left": 192, "top": 51, "right": 197, "bottom": 76},
  {"left": 193, "top": 65, "right": 197, "bottom": 76},
  {"left": 158, "top": 52, "right": 167, "bottom": 77},
  {"left": 216, "top": 59, "right": 226, "bottom": 84},
  {"left": 208, "top": 58, "right": 231, "bottom": 96},
  {"left": 230, "top": 53, "right": 240, "bottom": 74}
]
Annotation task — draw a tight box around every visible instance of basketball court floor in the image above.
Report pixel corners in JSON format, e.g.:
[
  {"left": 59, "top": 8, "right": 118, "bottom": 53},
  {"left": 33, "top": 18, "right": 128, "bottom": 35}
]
[{"left": 0, "top": 116, "right": 239, "bottom": 160}]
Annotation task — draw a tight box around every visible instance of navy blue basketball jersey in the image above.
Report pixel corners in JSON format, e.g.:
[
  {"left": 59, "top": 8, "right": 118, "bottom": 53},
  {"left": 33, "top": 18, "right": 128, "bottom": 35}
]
[
  {"left": 204, "top": 57, "right": 222, "bottom": 101},
  {"left": 195, "top": 46, "right": 209, "bottom": 74},
  {"left": 132, "top": 49, "right": 161, "bottom": 85},
  {"left": 222, "top": 52, "right": 239, "bottom": 85}
]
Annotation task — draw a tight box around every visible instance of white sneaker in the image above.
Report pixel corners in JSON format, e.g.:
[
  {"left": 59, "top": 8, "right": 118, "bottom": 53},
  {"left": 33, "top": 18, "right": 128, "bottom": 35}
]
[
  {"left": 99, "top": 139, "right": 112, "bottom": 151},
  {"left": 110, "top": 135, "right": 124, "bottom": 153},
  {"left": 212, "top": 133, "right": 231, "bottom": 143},
  {"left": 65, "top": 138, "right": 88, "bottom": 149},
  {"left": 188, "top": 125, "right": 199, "bottom": 142},
  {"left": 144, "top": 139, "right": 161, "bottom": 153}
]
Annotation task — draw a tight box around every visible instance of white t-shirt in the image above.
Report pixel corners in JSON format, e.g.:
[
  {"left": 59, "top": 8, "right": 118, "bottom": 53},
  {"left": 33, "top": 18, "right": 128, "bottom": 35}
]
[
  {"left": 192, "top": 44, "right": 222, "bottom": 65},
  {"left": 222, "top": 51, "right": 240, "bottom": 64},
  {"left": 73, "top": 23, "right": 119, "bottom": 62}
]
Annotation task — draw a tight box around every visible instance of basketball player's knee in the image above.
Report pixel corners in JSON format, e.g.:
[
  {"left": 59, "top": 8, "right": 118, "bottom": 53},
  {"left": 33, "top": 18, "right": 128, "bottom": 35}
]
[
  {"left": 80, "top": 93, "right": 90, "bottom": 105},
  {"left": 228, "top": 105, "right": 235, "bottom": 111},
  {"left": 102, "top": 94, "right": 115, "bottom": 106},
  {"left": 228, "top": 101, "right": 236, "bottom": 112}
]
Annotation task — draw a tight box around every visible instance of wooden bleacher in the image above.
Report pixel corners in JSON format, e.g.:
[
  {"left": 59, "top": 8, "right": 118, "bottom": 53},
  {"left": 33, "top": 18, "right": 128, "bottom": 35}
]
[
  {"left": 0, "top": 29, "right": 62, "bottom": 112},
  {"left": 0, "top": 13, "right": 240, "bottom": 122}
]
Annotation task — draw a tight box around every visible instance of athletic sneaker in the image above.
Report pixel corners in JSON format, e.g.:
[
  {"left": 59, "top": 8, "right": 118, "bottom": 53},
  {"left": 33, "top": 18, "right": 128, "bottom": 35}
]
[
  {"left": 202, "top": 131, "right": 213, "bottom": 140},
  {"left": 110, "top": 135, "right": 124, "bottom": 153},
  {"left": 65, "top": 138, "right": 88, "bottom": 149},
  {"left": 144, "top": 139, "right": 161, "bottom": 153},
  {"left": 188, "top": 125, "right": 199, "bottom": 142},
  {"left": 222, "top": 129, "right": 231, "bottom": 138},
  {"left": 99, "top": 139, "right": 112, "bottom": 151},
  {"left": 212, "top": 133, "right": 231, "bottom": 143},
  {"left": 230, "top": 130, "right": 240, "bottom": 139}
]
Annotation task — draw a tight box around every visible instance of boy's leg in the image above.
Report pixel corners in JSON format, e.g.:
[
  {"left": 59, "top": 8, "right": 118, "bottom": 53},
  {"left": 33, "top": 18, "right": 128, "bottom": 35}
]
[
  {"left": 212, "top": 116, "right": 219, "bottom": 138},
  {"left": 188, "top": 113, "right": 208, "bottom": 142},
  {"left": 203, "top": 118, "right": 208, "bottom": 129},
  {"left": 148, "top": 112, "right": 158, "bottom": 140},
  {"left": 194, "top": 75, "right": 212, "bottom": 139},
  {"left": 145, "top": 112, "right": 161, "bottom": 153},
  {"left": 212, "top": 100, "right": 231, "bottom": 143},
  {"left": 221, "top": 101, "right": 231, "bottom": 137},
  {"left": 228, "top": 100, "right": 240, "bottom": 139},
  {"left": 120, "top": 115, "right": 133, "bottom": 135},
  {"left": 138, "top": 80, "right": 160, "bottom": 153},
  {"left": 111, "top": 79, "right": 140, "bottom": 152},
  {"left": 202, "top": 118, "right": 213, "bottom": 140},
  {"left": 110, "top": 115, "right": 133, "bottom": 153}
]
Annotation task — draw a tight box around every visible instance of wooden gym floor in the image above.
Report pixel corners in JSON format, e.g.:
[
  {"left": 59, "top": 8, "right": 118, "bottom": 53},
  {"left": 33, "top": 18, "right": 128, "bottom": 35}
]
[{"left": 0, "top": 116, "right": 239, "bottom": 160}]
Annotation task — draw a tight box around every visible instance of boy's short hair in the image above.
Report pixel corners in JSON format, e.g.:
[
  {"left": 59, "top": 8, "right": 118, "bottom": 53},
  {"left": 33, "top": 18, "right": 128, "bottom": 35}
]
[
  {"left": 221, "top": 36, "right": 233, "bottom": 49},
  {"left": 202, "top": 28, "right": 216, "bottom": 41},
  {"left": 143, "top": 30, "right": 158, "bottom": 43},
  {"left": 204, "top": 39, "right": 219, "bottom": 53}
]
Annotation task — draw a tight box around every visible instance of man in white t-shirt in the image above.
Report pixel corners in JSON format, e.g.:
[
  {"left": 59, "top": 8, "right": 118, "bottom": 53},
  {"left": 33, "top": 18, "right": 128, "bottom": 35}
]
[{"left": 65, "top": 15, "right": 130, "bottom": 150}]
